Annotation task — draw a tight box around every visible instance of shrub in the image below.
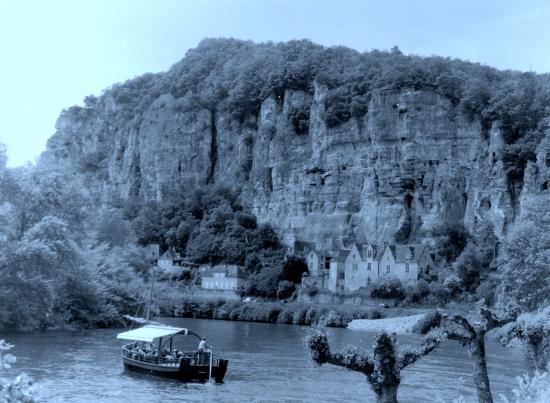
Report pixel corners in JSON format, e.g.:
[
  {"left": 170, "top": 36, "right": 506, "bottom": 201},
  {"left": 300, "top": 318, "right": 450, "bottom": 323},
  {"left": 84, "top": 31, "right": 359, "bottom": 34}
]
[
  {"left": 276, "top": 308, "right": 294, "bottom": 324},
  {"left": 404, "top": 279, "right": 430, "bottom": 303},
  {"left": 277, "top": 281, "right": 296, "bottom": 300},
  {"left": 370, "top": 309, "right": 383, "bottom": 320},
  {"left": 292, "top": 307, "right": 308, "bottom": 324},
  {"left": 288, "top": 103, "right": 311, "bottom": 134},
  {"left": 428, "top": 282, "right": 451, "bottom": 304},
  {"left": 370, "top": 277, "right": 405, "bottom": 300},
  {"left": 443, "top": 274, "right": 462, "bottom": 293},
  {"left": 306, "top": 286, "right": 319, "bottom": 297}
]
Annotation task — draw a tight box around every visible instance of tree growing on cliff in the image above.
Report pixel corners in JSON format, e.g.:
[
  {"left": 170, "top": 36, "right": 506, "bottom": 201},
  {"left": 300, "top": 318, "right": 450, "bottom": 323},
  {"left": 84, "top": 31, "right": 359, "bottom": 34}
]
[
  {"left": 432, "top": 222, "right": 470, "bottom": 264},
  {"left": 304, "top": 327, "right": 444, "bottom": 403}
]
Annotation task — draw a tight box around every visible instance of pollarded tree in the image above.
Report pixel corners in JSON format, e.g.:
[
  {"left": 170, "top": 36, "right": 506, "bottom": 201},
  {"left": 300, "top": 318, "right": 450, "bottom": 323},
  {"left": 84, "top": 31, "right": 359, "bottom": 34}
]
[
  {"left": 500, "top": 306, "right": 550, "bottom": 371},
  {"left": 304, "top": 328, "right": 444, "bottom": 403},
  {"left": 442, "top": 305, "right": 519, "bottom": 403}
]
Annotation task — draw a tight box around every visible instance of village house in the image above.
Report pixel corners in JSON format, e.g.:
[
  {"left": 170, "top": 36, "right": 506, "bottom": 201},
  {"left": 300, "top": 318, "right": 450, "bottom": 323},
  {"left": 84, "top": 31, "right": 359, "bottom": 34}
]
[
  {"left": 158, "top": 248, "right": 184, "bottom": 271},
  {"left": 344, "top": 243, "right": 384, "bottom": 292},
  {"left": 299, "top": 238, "right": 434, "bottom": 292},
  {"left": 327, "top": 249, "right": 349, "bottom": 292},
  {"left": 302, "top": 238, "right": 346, "bottom": 289},
  {"left": 201, "top": 264, "right": 249, "bottom": 291},
  {"left": 157, "top": 248, "right": 199, "bottom": 273}
]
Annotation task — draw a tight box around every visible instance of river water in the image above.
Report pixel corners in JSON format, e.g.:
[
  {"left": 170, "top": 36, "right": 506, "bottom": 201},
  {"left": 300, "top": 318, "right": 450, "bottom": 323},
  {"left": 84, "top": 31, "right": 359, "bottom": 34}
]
[{"left": 3, "top": 318, "right": 528, "bottom": 402}]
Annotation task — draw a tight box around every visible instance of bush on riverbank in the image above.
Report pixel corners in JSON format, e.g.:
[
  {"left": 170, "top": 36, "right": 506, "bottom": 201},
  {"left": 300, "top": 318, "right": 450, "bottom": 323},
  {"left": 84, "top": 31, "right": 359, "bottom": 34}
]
[{"left": 172, "top": 297, "right": 383, "bottom": 327}]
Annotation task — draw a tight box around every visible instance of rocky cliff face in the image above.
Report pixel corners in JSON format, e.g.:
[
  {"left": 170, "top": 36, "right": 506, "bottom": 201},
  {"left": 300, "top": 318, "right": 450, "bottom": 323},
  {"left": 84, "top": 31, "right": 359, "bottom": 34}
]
[{"left": 43, "top": 79, "right": 541, "bottom": 246}]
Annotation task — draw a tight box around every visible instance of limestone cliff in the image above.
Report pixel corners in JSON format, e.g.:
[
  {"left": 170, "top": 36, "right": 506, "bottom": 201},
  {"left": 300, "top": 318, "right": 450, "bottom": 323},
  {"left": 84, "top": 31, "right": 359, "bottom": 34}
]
[{"left": 41, "top": 40, "right": 550, "bottom": 246}]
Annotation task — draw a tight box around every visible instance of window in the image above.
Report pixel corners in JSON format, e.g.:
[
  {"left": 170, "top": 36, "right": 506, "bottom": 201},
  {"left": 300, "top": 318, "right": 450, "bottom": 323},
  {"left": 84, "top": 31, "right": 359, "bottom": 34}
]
[
  {"left": 386, "top": 265, "right": 391, "bottom": 274},
  {"left": 339, "top": 272, "right": 345, "bottom": 280},
  {"left": 405, "top": 263, "right": 409, "bottom": 273},
  {"left": 353, "top": 264, "right": 358, "bottom": 271},
  {"left": 367, "top": 250, "right": 372, "bottom": 258},
  {"left": 367, "top": 263, "right": 371, "bottom": 271}
]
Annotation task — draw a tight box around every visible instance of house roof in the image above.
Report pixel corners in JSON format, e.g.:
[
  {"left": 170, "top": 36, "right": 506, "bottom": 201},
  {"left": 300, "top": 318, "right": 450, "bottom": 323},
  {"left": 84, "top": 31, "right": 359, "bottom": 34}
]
[
  {"left": 386, "top": 244, "right": 428, "bottom": 263},
  {"left": 333, "top": 249, "right": 351, "bottom": 262},
  {"left": 292, "top": 240, "right": 316, "bottom": 253},
  {"left": 159, "top": 248, "right": 182, "bottom": 261}
]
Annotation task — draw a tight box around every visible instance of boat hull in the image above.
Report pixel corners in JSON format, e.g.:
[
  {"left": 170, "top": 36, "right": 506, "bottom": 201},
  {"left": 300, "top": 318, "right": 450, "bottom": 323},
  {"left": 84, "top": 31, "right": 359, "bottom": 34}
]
[{"left": 122, "top": 356, "right": 228, "bottom": 383}]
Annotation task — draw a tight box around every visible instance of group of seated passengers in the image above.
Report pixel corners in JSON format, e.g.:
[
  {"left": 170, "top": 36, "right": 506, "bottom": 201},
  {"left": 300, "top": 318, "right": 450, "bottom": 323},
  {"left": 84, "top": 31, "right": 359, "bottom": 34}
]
[{"left": 125, "top": 343, "right": 183, "bottom": 362}]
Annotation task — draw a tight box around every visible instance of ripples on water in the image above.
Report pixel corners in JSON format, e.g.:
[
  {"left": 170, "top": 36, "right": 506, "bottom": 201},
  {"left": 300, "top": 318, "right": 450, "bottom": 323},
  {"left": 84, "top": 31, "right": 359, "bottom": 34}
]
[{"left": 3, "top": 318, "right": 528, "bottom": 402}]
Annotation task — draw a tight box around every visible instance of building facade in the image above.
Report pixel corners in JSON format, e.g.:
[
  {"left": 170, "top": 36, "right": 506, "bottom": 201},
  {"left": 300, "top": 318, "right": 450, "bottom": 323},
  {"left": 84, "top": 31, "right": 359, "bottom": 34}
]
[
  {"left": 201, "top": 265, "right": 249, "bottom": 291},
  {"left": 299, "top": 238, "right": 434, "bottom": 292}
]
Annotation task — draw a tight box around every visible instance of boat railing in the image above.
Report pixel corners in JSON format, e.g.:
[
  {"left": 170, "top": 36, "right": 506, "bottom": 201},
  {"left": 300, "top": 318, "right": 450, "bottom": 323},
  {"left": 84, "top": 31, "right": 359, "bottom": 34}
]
[{"left": 122, "top": 345, "right": 205, "bottom": 367}]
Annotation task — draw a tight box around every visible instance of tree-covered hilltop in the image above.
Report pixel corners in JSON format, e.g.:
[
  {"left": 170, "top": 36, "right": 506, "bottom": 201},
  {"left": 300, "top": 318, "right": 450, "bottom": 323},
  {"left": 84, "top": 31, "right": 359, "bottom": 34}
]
[{"left": 74, "top": 38, "right": 550, "bottom": 181}]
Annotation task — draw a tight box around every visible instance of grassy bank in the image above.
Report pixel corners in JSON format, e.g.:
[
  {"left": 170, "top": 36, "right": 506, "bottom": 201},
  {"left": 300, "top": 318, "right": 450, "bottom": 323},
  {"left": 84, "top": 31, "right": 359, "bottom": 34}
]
[{"left": 170, "top": 298, "right": 384, "bottom": 328}]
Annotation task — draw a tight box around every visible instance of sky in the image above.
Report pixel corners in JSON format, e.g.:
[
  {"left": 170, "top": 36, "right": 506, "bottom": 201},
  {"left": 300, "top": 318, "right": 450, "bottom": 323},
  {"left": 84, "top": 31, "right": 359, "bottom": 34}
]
[{"left": 0, "top": 0, "right": 549, "bottom": 167}]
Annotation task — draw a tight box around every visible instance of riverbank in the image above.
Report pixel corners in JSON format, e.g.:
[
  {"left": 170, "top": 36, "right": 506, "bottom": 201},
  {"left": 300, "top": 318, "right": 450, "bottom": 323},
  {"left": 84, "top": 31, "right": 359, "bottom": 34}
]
[
  {"left": 170, "top": 297, "right": 385, "bottom": 327},
  {"left": 348, "top": 313, "right": 428, "bottom": 333}
]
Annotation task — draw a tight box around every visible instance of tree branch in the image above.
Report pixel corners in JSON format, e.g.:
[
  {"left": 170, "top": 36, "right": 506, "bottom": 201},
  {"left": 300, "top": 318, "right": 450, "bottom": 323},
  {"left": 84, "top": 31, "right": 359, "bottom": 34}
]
[
  {"left": 304, "top": 327, "right": 375, "bottom": 374},
  {"left": 399, "top": 329, "right": 445, "bottom": 369},
  {"left": 480, "top": 306, "right": 518, "bottom": 332}
]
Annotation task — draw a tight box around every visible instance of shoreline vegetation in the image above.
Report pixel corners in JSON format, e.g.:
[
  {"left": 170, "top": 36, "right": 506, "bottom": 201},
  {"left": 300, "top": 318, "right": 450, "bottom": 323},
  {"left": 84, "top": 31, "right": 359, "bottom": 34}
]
[{"left": 168, "top": 297, "right": 387, "bottom": 328}]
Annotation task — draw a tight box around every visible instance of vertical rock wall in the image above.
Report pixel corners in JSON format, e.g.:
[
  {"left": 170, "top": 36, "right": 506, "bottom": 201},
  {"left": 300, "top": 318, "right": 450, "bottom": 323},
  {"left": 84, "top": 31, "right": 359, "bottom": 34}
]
[{"left": 43, "top": 84, "right": 526, "bottom": 245}]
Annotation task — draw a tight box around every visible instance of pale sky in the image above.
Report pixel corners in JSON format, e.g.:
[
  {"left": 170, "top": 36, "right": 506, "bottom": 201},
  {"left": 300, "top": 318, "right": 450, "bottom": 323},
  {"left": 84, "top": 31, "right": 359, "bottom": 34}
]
[{"left": 1, "top": 0, "right": 549, "bottom": 167}]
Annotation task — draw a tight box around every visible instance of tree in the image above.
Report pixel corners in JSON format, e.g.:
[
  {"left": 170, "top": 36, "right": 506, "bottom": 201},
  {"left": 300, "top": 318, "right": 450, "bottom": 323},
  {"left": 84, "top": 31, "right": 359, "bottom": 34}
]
[
  {"left": 432, "top": 222, "right": 470, "bottom": 264},
  {"left": 281, "top": 256, "right": 308, "bottom": 284},
  {"left": 501, "top": 306, "right": 550, "bottom": 371},
  {"left": 304, "top": 327, "right": 443, "bottom": 403},
  {"left": 498, "top": 195, "right": 550, "bottom": 310},
  {"left": 453, "top": 243, "right": 484, "bottom": 291},
  {"left": 95, "top": 208, "right": 134, "bottom": 247},
  {"left": 442, "top": 305, "right": 519, "bottom": 403}
]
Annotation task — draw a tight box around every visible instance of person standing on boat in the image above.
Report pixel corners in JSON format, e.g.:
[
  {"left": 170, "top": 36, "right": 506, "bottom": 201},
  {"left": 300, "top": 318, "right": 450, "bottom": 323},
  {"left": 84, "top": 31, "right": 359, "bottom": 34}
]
[
  {"left": 198, "top": 337, "right": 210, "bottom": 365},
  {"left": 198, "top": 338, "right": 209, "bottom": 352}
]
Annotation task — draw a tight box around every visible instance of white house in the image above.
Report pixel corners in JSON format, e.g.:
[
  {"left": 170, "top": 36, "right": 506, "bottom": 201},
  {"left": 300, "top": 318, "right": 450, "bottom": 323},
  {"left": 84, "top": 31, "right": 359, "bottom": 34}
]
[
  {"left": 344, "top": 243, "right": 384, "bottom": 292},
  {"left": 377, "top": 244, "right": 433, "bottom": 285},
  {"left": 158, "top": 248, "right": 185, "bottom": 272},
  {"left": 201, "top": 265, "right": 249, "bottom": 291}
]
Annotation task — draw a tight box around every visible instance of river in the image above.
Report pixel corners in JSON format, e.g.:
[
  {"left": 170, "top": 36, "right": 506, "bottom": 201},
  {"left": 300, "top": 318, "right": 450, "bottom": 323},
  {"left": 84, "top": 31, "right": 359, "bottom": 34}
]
[{"left": 3, "top": 318, "right": 529, "bottom": 402}]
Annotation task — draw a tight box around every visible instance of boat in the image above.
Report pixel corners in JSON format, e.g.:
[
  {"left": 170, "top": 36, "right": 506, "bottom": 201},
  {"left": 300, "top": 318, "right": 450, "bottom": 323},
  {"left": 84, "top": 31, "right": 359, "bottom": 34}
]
[
  {"left": 116, "top": 272, "right": 228, "bottom": 383},
  {"left": 117, "top": 324, "right": 228, "bottom": 383}
]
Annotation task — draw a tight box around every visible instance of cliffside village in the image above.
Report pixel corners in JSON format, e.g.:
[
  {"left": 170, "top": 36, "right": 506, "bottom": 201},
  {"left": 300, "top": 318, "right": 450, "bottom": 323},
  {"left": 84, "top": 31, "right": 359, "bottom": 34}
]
[{"left": 144, "top": 238, "right": 434, "bottom": 295}]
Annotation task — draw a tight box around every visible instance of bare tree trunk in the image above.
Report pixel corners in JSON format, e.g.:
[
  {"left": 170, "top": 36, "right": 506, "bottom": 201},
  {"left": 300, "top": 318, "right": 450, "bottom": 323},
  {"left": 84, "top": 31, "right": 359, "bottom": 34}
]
[
  {"left": 527, "top": 340, "right": 549, "bottom": 371},
  {"left": 443, "top": 307, "right": 518, "bottom": 403},
  {"left": 377, "top": 386, "right": 398, "bottom": 403},
  {"left": 469, "top": 335, "right": 493, "bottom": 403}
]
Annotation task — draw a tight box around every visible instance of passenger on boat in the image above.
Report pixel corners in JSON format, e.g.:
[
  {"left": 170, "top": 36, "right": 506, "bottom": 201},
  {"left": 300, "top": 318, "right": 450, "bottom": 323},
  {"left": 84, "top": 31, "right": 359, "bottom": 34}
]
[
  {"left": 198, "top": 338, "right": 211, "bottom": 365},
  {"left": 198, "top": 338, "right": 209, "bottom": 352}
]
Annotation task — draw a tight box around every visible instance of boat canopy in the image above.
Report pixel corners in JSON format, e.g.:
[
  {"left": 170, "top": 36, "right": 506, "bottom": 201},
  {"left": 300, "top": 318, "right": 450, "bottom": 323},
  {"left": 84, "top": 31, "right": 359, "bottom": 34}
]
[{"left": 117, "top": 324, "right": 188, "bottom": 342}]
